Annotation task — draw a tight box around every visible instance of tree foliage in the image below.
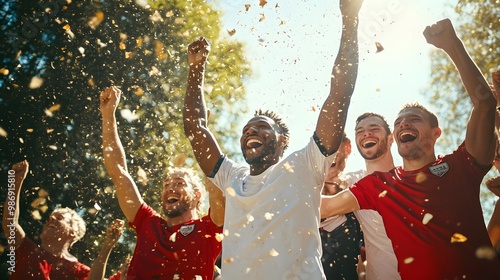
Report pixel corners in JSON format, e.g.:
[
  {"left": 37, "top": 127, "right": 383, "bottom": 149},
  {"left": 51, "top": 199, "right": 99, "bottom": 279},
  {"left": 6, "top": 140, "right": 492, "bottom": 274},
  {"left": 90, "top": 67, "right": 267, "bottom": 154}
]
[
  {"left": 426, "top": 0, "right": 500, "bottom": 217},
  {"left": 0, "top": 0, "right": 250, "bottom": 276}
]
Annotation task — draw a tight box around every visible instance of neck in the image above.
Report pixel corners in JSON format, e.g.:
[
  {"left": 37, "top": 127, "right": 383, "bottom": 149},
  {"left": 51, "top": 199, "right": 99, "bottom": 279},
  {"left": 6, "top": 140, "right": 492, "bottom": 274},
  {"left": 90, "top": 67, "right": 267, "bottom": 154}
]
[
  {"left": 365, "top": 152, "right": 395, "bottom": 174},
  {"left": 402, "top": 153, "right": 437, "bottom": 171},
  {"left": 41, "top": 239, "right": 72, "bottom": 260}
]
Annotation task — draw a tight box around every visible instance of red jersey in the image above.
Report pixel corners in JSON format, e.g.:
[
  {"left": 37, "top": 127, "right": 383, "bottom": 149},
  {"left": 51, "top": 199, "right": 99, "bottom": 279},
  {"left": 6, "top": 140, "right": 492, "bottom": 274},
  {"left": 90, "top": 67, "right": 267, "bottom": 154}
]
[
  {"left": 9, "top": 238, "right": 89, "bottom": 280},
  {"left": 127, "top": 203, "right": 222, "bottom": 279},
  {"left": 350, "top": 143, "right": 500, "bottom": 280}
]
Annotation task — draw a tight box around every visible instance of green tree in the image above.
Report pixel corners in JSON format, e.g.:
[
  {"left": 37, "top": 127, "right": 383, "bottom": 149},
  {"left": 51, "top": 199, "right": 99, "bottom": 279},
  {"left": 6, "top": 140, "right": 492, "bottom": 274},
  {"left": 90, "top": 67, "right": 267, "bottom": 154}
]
[
  {"left": 0, "top": 0, "right": 250, "bottom": 276},
  {"left": 426, "top": 0, "right": 499, "bottom": 218}
]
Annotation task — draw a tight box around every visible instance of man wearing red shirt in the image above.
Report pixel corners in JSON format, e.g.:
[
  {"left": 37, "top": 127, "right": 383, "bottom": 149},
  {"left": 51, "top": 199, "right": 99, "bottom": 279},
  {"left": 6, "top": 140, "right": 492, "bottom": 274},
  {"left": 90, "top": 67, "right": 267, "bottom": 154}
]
[{"left": 99, "top": 86, "right": 223, "bottom": 279}]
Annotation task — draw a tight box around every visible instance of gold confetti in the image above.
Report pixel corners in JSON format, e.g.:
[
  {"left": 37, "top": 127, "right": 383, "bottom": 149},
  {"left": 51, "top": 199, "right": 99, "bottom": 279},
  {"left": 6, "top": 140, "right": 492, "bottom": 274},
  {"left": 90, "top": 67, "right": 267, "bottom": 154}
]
[
  {"left": 422, "top": 213, "right": 433, "bottom": 225},
  {"left": 26, "top": 128, "right": 34, "bottom": 133},
  {"left": 38, "top": 189, "right": 49, "bottom": 198},
  {"left": 475, "top": 246, "right": 496, "bottom": 260},
  {"left": 48, "top": 145, "right": 58, "bottom": 150},
  {"left": 415, "top": 172, "right": 427, "bottom": 183},
  {"left": 0, "top": 68, "right": 9, "bottom": 75},
  {"left": 227, "top": 29, "right": 236, "bottom": 36},
  {"left": 259, "top": 0, "right": 267, "bottom": 7},
  {"left": 244, "top": 4, "right": 251, "bottom": 11},
  {"left": 173, "top": 154, "right": 188, "bottom": 166},
  {"left": 224, "top": 257, "right": 234, "bottom": 263},
  {"left": 0, "top": 127, "right": 7, "bottom": 137},
  {"left": 226, "top": 187, "right": 236, "bottom": 197},
  {"left": 88, "top": 11, "right": 104, "bottom": 29},
  {"left": 29, "top": 76, "right": 44, "bottom": 89},
  {"left": 259, "top": 13, "right": 265, "bottom": 22},
  {"left": 215, "top": 233, "right": 224, "bottom": 242},
  {"left": 94, "top": 202, "right": 102, "bottom": 211},
  {"left": 450, "top": 233, "right": 467, "bottom": 243},
  {"left": 378, "top": 190, "right": 387, "bottom": 198},
  {"left": 264, "top": 212, "right": 274, "bottom": 220},
  {"left": 32, "top": 210, "right": 42, "bottom": 220},
  {"left": 169, "top": 232, "right": 177, "bottom": 242},
  {"left": 283, "top": 161, "right": 294, "bottom": 173},
  {"left": 404, "top": 257, "right": 414, "bottom": 264},
  {"left": 48, "top": 104, "right": 61, "bottom": 113},
  {"left": 269, "top": 248, "right": 279, "bottom": 256},
  {"left": 247, "top": 215, "right": 255, "bottom": 223},
  {"left": 375, "top": 42, "right": 384, "bottom": 53},
  {"left": 31, "top": 197, "right": 46, "bottom": 208}
]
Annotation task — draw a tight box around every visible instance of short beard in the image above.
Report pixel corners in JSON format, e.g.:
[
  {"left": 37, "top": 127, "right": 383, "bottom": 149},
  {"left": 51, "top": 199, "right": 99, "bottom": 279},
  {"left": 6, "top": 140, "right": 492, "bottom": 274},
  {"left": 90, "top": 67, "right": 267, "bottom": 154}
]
[
  {"left": 360, "top": 138, "right": 388, "bottom": 160},
  {"left": 242, "top": 141, "right": 279, "bottom": 165},
  {"left": 163, "top": 202, "right": 190, "bottom": 218}
]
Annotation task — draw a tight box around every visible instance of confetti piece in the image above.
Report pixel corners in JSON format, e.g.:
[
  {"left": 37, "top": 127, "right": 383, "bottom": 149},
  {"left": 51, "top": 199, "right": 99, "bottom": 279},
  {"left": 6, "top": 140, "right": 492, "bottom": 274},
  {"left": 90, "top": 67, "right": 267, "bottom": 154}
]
[
  {"left": 38, "top": 189, "right": 49, "bottom": 198},
  {"left": 48, "top": 145, "right": 58, "bottom": 150},
  {"left": 269, "top": 248, "right": 279, "bottom": 256},
  {"left": 259, "top": 0, "right": 267, "bottom": 7},
  {"left": 264, "top": 212, "right": 274, "bottom": 220},
  {"left": 32, "top": 210, "right": 42, "bottom": 220},
  {"left": 94, "top": 202, "right": 102, "bottom": 211},
  {"left": 120, "top": 109, "right": 139, "bottom": 122},
  {"left": 450, "top": 233, "right": 467, "bottom": 243},
  {"left": 283, "top": 161, "right": 294, "bottom": 173},
  {"left": 169, "top": 232, "right": 177, "bottom": 242},
  {"left": 224, "top": 257, "right": 234, "bottom": 263},
  {"left": 0, "top": 68, "right": 9, "bottom": 75},
  {"left": 226, "top": 187, "right": 236, "bottom": 197},
  {"left": 476, "top": 246, "right": 496, "bottom": 260},
  {"left": 404, "top": 257, "right": 414, "bottom": 264},
  {"left": 247, "top": 215, "right": 254, "bottom": 223},
  {"left": 31, "top": 197, "right": 46, "bottom": 208},
  {"left": 375, "top": 42, "right": 384, "bottom": 53},
  {"left": 0, "top": 127, "right": 7, "bottom": 137},
  {"left": 88, "top": 11, "right": 104, "bottom": 29},
  {"left": 422, "top": 213, "right": 433, "bottom": 225},
  {"left": 227, "top": 29, "right": 236, "bottom": 36},
  {"left": 259, "top": 13, "right": 265, "bottom": 22},
  {"left": 215, "top": 233, "right": 224, "bottom": 242},
  {"left": 415, "top": 172, "right": 427, "bottom": 183},
  {"left": 245, "top": 4, "right": 251, "bottom": 11},
  {"left": 48, "top": 104, "right": 61, "bottom": 113},
  {"left": 378, "top": 190, "right": 387, "bottom": 198},
  {"left": 29, "top": 76, "right": 44, "bottom": 89}
]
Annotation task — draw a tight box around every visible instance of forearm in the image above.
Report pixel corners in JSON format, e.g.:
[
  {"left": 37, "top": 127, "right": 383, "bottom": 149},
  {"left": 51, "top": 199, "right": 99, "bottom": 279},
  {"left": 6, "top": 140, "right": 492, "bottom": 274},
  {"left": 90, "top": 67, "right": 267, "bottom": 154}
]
[
  {"left": 184, "top": 66, "right": 209, "bottom": 135},
  {"left": 88, "top": 241, "right": 116, "bottom": 280},
  {"left": 206, "top": 179, "right": 225, "bottom": 227},
  {"left": 316, "top": 15, "right": 359, "bottom": 153},
  {"left": 3, "top": 174, "right": 25, "bottom": 245}
]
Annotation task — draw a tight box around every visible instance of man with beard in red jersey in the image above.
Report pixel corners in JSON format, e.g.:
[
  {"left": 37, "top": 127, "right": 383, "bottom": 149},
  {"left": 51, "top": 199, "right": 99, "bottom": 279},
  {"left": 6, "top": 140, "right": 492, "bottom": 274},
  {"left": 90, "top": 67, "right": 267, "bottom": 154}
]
[
  {"left": 99, "top": 86, "right": 223, "bottom": 279},
  {"left": 321, "top": 19, "right": 500, "bottom": 279},
  {"left": 3, "top": 160, "right": 89, "bottom": 279}
]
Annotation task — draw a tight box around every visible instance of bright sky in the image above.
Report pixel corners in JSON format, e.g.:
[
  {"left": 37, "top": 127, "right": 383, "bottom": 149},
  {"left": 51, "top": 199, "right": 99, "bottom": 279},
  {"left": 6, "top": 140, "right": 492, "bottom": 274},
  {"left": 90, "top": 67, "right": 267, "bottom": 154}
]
[{"left": 213, "top": 0, "right": 456, "bottom": 171}]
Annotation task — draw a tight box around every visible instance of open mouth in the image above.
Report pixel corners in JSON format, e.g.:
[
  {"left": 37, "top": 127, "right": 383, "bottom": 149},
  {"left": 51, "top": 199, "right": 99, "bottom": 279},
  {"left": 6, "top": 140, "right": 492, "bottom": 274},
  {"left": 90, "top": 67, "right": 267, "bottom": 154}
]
[
  {"left": 246, "top": 138, "right": 263, "bottom": 149},
  {"left": 166, "top": 195, "right": 180, "bottom": 204},
  {"left": 362, "top": 140, "right": 377, "bottom": 148},
  {"left": 399, "top": 132, "right": 417, "bottom": 143}
]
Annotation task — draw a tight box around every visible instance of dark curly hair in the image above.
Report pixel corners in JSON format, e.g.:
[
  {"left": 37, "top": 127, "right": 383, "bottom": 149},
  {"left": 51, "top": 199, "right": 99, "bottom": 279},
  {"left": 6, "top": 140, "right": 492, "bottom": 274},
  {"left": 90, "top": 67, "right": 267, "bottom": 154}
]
[{"left": 254, "top": 109, "right": 290, "bottom": 151}]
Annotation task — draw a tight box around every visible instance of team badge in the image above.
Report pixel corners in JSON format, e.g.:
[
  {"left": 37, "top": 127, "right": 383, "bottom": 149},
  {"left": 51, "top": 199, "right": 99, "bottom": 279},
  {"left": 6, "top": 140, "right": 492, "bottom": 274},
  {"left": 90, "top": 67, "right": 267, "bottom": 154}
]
[
  {"left": 429, "top": 162, "right": 449, "bottom": 177},
  {"left": 180, "top": 224, "right": 195, "bottom": 236}
]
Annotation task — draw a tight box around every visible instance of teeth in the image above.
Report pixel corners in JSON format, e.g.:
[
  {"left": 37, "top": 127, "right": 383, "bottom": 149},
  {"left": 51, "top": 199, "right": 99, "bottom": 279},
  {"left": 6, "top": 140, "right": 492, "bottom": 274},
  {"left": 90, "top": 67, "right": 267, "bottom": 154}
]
[
  {"left": 362, "top": 140, "right": 376, "bottom": 148},
  {"left": 400, "top": 132, "right": 417, "bottom": 143},
  {"left": 246, "top": 138, "right": 263, "bottom": 148},
  {"left": 247, "top": 139, "right": 262, "bottom": 144}
]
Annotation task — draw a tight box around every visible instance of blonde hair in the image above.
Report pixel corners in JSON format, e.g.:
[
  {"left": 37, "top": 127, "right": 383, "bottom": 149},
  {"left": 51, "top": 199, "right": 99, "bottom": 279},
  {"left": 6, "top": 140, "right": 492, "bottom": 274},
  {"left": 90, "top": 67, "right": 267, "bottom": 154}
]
[
  {"left": 52, "top": 207, "right": 86, "bottom": 245},
  {"left": 163, "top": 167, "right": 206, "bottom": 214}
]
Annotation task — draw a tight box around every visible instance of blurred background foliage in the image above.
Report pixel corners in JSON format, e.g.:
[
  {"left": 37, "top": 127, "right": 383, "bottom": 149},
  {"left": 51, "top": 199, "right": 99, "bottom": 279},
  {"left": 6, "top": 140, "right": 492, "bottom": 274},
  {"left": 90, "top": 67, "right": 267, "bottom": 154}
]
[{"left": 0, "top": 0, "right": 250, "bottom": 276}]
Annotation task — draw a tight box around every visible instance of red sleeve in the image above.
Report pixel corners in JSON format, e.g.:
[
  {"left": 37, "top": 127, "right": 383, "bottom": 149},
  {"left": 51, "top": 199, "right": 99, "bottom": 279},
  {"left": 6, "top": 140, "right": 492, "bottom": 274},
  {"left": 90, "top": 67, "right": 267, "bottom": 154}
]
[{"left": 129, "top": 203, "right": 159, "bottom": 231}]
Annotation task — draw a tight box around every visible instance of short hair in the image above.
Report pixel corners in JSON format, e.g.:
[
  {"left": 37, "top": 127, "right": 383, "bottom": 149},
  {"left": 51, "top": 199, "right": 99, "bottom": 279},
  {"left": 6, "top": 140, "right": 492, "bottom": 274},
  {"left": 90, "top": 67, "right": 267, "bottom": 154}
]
[
  {"left": 52, "top": 207, "right": 86, "bottom": 245},
  {"left": 254, "top": 109, "right": 290, "bottom": 150},
  {"left": 163, "top": 167, "right": 205, "bottom": 213},
  {"left": 399, "top": 102, "right": 439, "bottom": 128},
  {"left": 355, "top": 112, "right": 391, "bottom": 134}
]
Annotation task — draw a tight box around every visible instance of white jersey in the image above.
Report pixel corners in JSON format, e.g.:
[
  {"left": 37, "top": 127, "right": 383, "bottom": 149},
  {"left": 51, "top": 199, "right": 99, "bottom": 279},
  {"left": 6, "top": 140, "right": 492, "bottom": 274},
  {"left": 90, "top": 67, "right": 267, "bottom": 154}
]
[
  {"left": 211, "top": 137, "right": 335, "bottom": 279},
  {"left": 345, "top": 169, "right": 401, "bottom": 280}
]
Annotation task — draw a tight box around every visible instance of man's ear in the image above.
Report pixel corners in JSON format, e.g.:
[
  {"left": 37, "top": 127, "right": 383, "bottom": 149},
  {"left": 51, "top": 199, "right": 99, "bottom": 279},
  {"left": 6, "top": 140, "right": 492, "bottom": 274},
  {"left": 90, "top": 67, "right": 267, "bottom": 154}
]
[
  {"left": 388, "top": 133, "right": 394, "bottom": 145},
  {"left": 434, "top": 127, "right": 442, "bottom": 139},
  {"left": 279, "top": 134, "right": 288, "bottom": 148}
]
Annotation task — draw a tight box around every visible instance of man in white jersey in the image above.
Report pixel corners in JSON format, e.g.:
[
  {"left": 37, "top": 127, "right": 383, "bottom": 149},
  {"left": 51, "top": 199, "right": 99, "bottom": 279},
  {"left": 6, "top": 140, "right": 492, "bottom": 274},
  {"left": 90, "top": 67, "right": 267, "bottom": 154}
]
[{"left": 183, "top": 0, "right": 364, "bottom": 278}]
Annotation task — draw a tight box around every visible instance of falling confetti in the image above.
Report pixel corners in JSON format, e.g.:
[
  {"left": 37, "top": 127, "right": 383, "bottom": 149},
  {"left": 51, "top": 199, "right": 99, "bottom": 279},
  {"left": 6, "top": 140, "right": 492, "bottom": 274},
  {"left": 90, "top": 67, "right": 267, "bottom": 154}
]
[
  {"left": 227, "top": 29, "right": 236, "bottom": 36},
  {"left": 32, "top": 210, "right": 42, "bottom": 220},
  {"left": 169, "top": 232, "right": 177, "bottom": 242},
  {"left": 375, "top": 42, "right": 384, "bottom": 53},
  {"left": 422, "top": 213, "right": 433, "bottom": 225},
  {"left": 450, "top": 233, "right": 467, "bottom": 243},
  {"left": 259, "top": 0, "right": 267, "bottom": 7},
  {"left": 48, "top": 104, "right": 61, "bottom": 113},
  {"left": 137, "top": 166, "right": 148, "bottom": 184},
  {"left": 0, "top": 68, "right": 9, "bottom": 75},
  {"left": 403, "top": 257, "right": 414, "bottom": 264},
  {"left": 247, "top": 215, "right": 255, "bottom": 223},
  {"left": 264, "top": 212, "right": 274, "bottom": 220},
  {"left": 224, "top": 257, "right": 234, "bottom": 263},
  {"left": 226, "top": 187, "right": 236, "bottom": 197},
  {"left": 48, "top": 145, "right": 58, "bottom": 150},
  {"left": 88, "top": 11, "right": 104, "bottom": 29},
  {"left": 283, "top": 161, "right": 294, "bottom": 173},
  {"left": 94, "top": 202, "right": 102, "bottom": 211},
  {"left": 259, "top": 13, "right": 265, "bottom": 22},
  {"left": 0, "top": 127, "right": 7, "bottom": 137},
  {"left": 269, "top": 248, "right": 279, "bottom": 256},
  {"left": 415, "top": 172, "right": 427, "bottom": 183},
  {"left": 475, "top": 246, "right": 496, "bottom": 260},
  {"left": 120, "top": 109, "right": 140, "bottom": 122},
  {"left": 244, "top": 4, "right": 251, "bottom": 11},
  {"left": 215, "top": 233, "right": 224, "bottom": 242},
  {"left": 29, "top": 76, "right": 44, "bottom": 89},
  {"left": 378, "top": 190, "right": 387, "bottom": 198}
]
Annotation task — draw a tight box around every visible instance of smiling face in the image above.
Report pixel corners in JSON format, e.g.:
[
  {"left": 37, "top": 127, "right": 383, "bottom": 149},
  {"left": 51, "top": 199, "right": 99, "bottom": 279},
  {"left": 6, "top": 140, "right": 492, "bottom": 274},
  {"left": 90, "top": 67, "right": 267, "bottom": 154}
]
[
  {"left": 355, "top": 115, "right": 392, "bottom": 160},
  {"left": 393, "top": 107, "right": 441, "bottom": 160},
  {"left": 161, "top": 172, "right": 199, "bottom": 218},
  {"left": 40, "top": 211, "right": 76, "bottom": 245},
  {"left": 240, "top": 116, "right": 285, "bottom": 166}
]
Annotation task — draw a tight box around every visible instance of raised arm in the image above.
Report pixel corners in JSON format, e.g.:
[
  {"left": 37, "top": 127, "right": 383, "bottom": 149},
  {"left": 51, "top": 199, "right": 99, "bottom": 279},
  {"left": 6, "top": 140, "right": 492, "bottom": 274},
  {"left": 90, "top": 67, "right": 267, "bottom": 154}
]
[
  {"left": 100, "top": 86, "right": 143, "bottom": 222},
  {"left": 88, "top": 219, "right": 124, "bottom": 280},
  {"left": 3, "top": 160, "right": 28, "bottom": 249},
  {"left": 315, "top": 0, "right": 363, "bottom": 155},
  {"left": 423, "top": 19, "right": 496, "bottom": 166},
  {"left": 320, "top": 189, "right": 360, "bottom": 219},
  {"left": 183, "top": 38, "right": 223, "bottom": 177},
  {"left": 205, "top": 177, "right": 225, "bottom": 227}
]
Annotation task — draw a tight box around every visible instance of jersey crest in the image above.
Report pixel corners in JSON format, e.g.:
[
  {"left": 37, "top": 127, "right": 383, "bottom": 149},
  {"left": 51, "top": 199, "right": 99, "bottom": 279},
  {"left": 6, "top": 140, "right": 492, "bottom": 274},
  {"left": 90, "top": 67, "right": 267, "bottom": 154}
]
[
  {"left": 428, "top": 162, "right": 449, "bottom": 177},
  {"left": 179, "top": 224, "right": 195, "bottom": 236}
]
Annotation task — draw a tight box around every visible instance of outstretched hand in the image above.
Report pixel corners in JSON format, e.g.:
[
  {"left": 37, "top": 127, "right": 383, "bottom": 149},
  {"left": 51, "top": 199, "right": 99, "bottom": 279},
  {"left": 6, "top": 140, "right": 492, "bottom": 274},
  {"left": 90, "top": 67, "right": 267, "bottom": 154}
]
[
  {"left": 99, "top": 86, "right": 122, "bottom": 118},
  {"left": 188, "top": 37, "right": 210, "bottom": 69},
  {"left": 486, "top": 177, "right": 500, "bottom": 197},
  {"left": 423, "top": 18, "right": 459, "bottom": 50},
  {"left": 340, "top": 0, "right": 363, "bottom": 18},
  {"left": 104, "top": 218, "right": 124, "bottom": 245}
]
